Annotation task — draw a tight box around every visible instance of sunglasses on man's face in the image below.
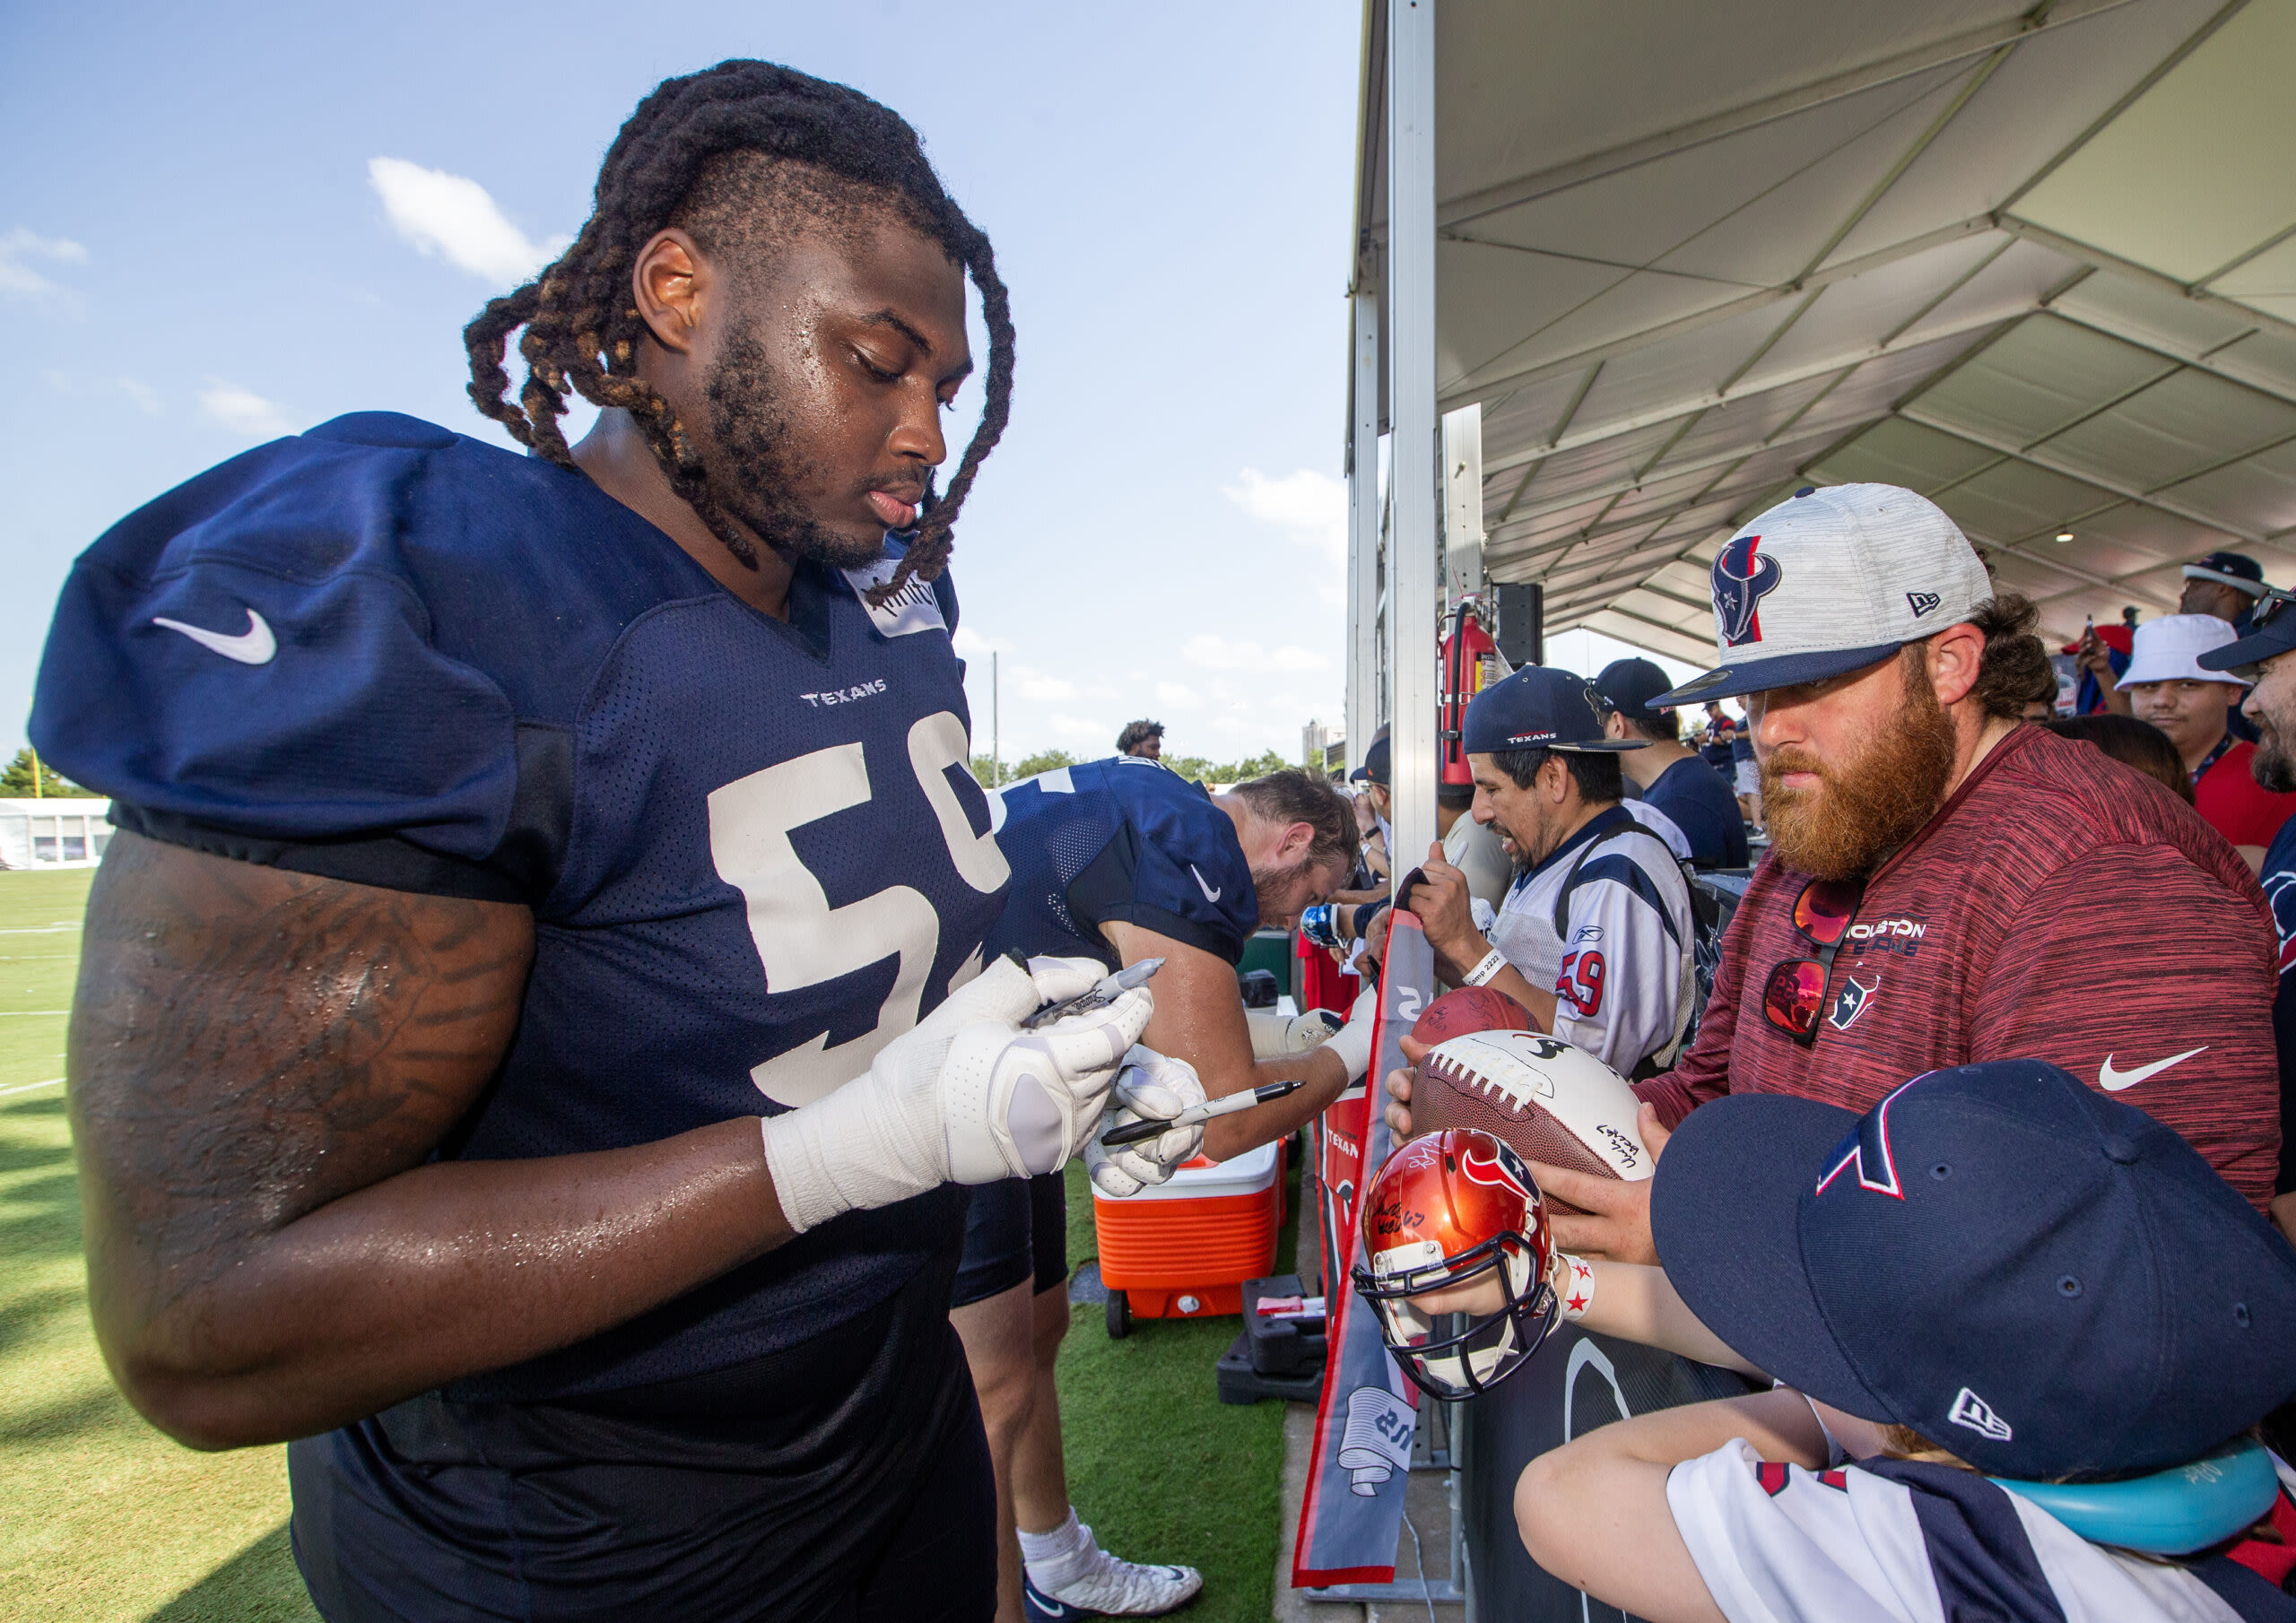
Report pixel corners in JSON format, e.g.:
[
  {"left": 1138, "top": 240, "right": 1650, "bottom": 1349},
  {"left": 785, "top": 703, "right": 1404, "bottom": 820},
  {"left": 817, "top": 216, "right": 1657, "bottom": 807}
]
[
  {"left": 2248, "top": 585, "right": 2296, "bottom": 635},
  {"left": 1761, "top": 878, "right": 1863, "bottom": 1046}
]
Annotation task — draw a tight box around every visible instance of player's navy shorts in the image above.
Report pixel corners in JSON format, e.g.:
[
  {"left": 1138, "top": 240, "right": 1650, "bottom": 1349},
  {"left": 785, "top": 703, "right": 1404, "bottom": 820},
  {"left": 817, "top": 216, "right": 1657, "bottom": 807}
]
[
  {"left": 950, "top": 1172, "right": 1069, "bottom": 1307},
  {"left": 287, "top": 1249, "right": 993, "bottom": 1623}
]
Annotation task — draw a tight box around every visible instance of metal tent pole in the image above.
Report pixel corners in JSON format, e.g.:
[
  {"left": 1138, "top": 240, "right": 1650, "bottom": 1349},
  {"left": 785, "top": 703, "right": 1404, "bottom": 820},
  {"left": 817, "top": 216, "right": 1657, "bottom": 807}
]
[
  {"left": 1345, "top": 292, "right": 1382, "bottom": 777},
  {"left": 1309, "top": 7, "right": 1464, "bottom": 1606},
  {"left": 1384, "top": 0, "right": 1439, "bottom": 881},
  {"left": 1309, "top": 5, "right": 1468, "bottom": 1610},
  {"left": 1442, "top": 404, "right": 1485, "bottom": 606}
]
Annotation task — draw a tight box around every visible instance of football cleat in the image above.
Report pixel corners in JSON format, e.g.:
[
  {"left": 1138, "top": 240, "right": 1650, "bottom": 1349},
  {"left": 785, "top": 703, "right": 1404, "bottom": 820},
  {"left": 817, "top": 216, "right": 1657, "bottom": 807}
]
[{"left": 1022, "top": 1532, "right": 1202, "bottom": 1619}]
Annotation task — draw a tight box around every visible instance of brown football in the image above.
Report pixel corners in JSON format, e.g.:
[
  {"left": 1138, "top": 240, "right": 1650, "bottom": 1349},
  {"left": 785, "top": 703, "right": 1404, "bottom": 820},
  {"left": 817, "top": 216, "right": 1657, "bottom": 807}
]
[
  {"left": 1409, "top": 985, "right": 1534, "bottom": 1049},
  {"left": 1408, "top": 1030, "right": 1651, "bottom": 1215}
]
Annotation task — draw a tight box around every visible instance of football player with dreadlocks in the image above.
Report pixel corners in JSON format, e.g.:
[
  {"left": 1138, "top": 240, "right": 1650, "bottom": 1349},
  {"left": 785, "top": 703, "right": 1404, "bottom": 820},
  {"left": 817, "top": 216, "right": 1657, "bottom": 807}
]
[{"left": 32, "top": 61, "right": 1156, "bottom": 1623}]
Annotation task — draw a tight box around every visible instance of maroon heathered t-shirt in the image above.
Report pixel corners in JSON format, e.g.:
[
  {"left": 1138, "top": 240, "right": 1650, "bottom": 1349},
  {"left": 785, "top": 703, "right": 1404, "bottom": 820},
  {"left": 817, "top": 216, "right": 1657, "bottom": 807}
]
[{"left": 1639, "top": 725, "right": 2281, "bottom": 1210}]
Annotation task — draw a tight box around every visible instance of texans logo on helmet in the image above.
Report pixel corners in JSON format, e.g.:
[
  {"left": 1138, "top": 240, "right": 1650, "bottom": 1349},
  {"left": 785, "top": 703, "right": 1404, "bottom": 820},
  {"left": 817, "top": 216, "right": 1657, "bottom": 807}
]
[
  {"left": 1712, "top": 533, "right": 1782, "bottom": 647},
  {"left": 1457, "top": 1135, "right": 1536, "bottom": 1204}
]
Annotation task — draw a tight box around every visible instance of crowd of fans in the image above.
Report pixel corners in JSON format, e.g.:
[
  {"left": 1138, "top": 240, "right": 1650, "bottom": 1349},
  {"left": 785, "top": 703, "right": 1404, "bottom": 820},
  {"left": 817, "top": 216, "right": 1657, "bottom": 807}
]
[
  {"left": 1309, "top": 484, "right": 2296, "bottom": 1616},
  {"left": 1317, "top": 517, "right": 2296, "bottom": 1248}
]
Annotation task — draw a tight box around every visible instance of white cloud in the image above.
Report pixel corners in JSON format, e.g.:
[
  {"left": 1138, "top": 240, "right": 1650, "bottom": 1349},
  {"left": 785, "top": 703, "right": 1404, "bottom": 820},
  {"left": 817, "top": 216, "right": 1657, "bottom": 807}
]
[
  {"left": 39, "top": 370, "right": 161, "bottom": 414},
  {"left": 1153, "top": 681, "right": 1199, "bottom": 707},
  {"left": 197, "top": 381, "right": 292, "bottom": 438},
  {"left": 1048, "top": 712, "right": 1111, "bottom": 746},
  {"left": 1011, "top": 664, "right": 1077, "bottom": 702},
  {"left": 1181, "top": 632, "right": 1328, "bottom": 673},
  {"left": 1223, "top": 466, "right": 1347, "bottom": 562},
  {"left": 368, "top": 158, "right": 569, "bottom": 285},
  {"left": 1, "top": 228, "right": 89, "bottom": 306},
  {"left": 951, "top": 625, "right": 1010, "bottom": 657}
]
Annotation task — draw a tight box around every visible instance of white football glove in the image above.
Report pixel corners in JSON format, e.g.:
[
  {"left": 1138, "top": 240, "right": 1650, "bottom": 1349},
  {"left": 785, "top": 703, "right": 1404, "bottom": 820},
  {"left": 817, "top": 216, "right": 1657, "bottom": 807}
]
[
  {"left": 761, "top": 955, "right": 1149, "bottom": 1232},
  {"left": 1085, "top": 1046, "right": 1208, "bottom": 1198},
  {"left": 1245, "top": 1007, "right": 1344, "bottom": 1060},
  {"left": 1318, "top": 984, "right": 1383, "bottom": 1083}
]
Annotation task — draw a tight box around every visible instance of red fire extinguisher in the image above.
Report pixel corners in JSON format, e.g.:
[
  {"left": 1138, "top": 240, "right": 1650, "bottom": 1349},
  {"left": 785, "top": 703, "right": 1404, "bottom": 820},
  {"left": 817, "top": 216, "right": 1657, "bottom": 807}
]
[{"left": 1439, "top": 599, "right": 1499, "bottom": 789}]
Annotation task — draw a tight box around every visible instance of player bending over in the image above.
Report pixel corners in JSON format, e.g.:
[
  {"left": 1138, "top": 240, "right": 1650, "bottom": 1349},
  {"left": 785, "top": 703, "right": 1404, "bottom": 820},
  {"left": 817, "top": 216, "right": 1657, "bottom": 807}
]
[
  {"left": 34, "top": 62, "right": 1156, "bottom": 1623},
  {"left": 955, "top": 757, "right": 1377, "bottom": 1619}
]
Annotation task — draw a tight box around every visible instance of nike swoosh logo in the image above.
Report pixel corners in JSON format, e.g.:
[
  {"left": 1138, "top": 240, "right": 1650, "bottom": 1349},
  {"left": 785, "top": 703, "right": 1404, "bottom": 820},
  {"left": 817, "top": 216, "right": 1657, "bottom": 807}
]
[
  {"left": 152, "top": 608, "right": 276, "bottom": 665},
  {"left": 2098, "top": 1045, "right": 2207, "bottom": 1091},
  {"left": 1189, "top": 864, "right": 1222, "bottom": 904},
  {"left": 1022, "top": 1584, "right": 1088, "bottom": 1621}
]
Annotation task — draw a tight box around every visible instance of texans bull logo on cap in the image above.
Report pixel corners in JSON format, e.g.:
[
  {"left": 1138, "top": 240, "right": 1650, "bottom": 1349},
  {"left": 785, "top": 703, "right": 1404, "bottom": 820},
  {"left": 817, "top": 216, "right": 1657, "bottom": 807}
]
[{"left": 1712, "top": 533, "right": 1782, "bottom": 647}]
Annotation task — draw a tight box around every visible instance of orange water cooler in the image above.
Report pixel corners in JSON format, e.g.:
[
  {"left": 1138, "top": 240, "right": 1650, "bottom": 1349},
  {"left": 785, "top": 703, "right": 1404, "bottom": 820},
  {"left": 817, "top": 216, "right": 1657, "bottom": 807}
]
[{"left": 1093, "top": 1138, "right": 1286, "bottom": 1338}]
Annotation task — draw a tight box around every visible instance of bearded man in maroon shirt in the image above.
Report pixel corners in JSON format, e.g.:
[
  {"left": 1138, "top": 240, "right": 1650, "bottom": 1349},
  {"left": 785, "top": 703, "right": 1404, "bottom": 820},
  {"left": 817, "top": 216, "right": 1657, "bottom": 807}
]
[{"left": 1387, "top": 483, "right": 2281, "bottom": 1261}]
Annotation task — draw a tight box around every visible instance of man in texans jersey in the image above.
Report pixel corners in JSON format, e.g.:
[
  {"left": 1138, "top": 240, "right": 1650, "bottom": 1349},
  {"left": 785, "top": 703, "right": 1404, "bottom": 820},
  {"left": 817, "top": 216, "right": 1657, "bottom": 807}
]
[
  {"left": 1401, "top": 665, "right": 1696, "bottom": 1078},
  {"left": 30, "top": 63, "right": 1158, "bottom": 1623},
  {"left": 954, "top": 757, "right": 1377, "bottom": 1619}
]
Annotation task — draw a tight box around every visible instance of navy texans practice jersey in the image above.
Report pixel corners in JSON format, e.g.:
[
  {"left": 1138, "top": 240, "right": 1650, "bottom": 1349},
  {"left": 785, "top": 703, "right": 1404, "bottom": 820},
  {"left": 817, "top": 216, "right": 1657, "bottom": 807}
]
[
  {"left": 984, "top": 756, "right": 1257, "bottom": 968},
  {"left": 31, "top": 412, "right": 1011, "bottom": 1400}
]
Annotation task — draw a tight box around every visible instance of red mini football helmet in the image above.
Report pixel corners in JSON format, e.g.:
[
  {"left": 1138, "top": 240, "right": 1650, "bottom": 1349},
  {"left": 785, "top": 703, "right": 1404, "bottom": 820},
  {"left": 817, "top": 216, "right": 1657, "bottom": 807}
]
[{"left": 1351, "top": 1129, "right": 1559, "bottom": 1401}]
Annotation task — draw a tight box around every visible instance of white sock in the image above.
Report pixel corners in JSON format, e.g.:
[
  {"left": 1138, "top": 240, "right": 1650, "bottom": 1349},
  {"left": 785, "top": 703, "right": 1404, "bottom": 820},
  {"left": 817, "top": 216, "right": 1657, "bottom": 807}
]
[{"left": 1019, "top": 1507, "right": 1091, "bottom": 1588}]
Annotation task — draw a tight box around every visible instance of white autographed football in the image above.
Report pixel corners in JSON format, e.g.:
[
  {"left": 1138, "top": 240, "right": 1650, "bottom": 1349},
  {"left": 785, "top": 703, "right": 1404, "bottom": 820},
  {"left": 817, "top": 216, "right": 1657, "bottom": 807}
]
[{"left": 1414, "top": 1031, "right": 1651, "bottom": 1212}]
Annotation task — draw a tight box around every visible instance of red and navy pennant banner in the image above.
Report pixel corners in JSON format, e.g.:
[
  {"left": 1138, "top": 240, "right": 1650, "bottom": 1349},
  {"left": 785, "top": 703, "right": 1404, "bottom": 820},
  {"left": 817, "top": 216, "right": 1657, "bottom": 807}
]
[{"left": 1292, "top": 911, "right": 1433, "bottom": 1587}]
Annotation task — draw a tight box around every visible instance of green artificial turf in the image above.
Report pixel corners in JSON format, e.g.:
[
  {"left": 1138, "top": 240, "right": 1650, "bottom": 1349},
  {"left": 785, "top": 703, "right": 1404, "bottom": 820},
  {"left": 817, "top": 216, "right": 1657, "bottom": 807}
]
[
  {"left": 1055, "top": 1155, "right": 1297, "bottom": 1623},
  {"left": 0, "top": 864, "right": 1292, "bottom": 1620},
  {"left": 0, "top": 868, "right": 318, "bottom": 1623}
]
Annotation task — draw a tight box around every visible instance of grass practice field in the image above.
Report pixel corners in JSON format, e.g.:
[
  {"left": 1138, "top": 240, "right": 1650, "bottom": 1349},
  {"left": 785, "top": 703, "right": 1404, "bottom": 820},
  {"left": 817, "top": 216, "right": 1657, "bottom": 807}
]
[
  {"left": 0, "top": 865, "right": 1288, "bottom": 1620},
  {"left": 0, "top": 867, "right": 316, "bottom": 1622}
]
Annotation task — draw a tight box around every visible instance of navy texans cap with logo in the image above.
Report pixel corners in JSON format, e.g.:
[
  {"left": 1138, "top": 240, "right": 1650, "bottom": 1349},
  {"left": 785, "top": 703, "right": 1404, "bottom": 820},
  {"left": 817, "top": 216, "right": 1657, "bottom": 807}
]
[
  {"left": 1594, "top": 656, "right": 1675, "bottom": 725},
  {"left": 1650, "top": 1059, "right": 2296, "bottom": 1481},
  {"left": 1463, "top": 665, "right": 1645, "bottom": 755},
  {"left": 1652, "top": 482, "right": 1995, "bottom": 707}
]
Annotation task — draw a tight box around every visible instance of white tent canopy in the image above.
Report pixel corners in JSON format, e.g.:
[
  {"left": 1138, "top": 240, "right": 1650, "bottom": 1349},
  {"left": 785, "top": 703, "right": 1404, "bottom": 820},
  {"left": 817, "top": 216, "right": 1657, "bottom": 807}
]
[{"left": 1352, "top": 0, "right": 2296, "bottom": 670}]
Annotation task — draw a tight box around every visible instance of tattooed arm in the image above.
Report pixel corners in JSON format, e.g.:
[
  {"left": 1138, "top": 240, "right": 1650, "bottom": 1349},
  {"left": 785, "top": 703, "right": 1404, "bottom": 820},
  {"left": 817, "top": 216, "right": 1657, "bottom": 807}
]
[{"left": 72, "top": 832, "right": 794, "bottom": 1449}]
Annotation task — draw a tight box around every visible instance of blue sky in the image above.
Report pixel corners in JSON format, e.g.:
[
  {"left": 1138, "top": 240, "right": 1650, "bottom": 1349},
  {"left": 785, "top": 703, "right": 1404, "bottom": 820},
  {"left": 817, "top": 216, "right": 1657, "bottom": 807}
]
[{"left": 2, "top": 2, "right": 1695, "bottom": 775}]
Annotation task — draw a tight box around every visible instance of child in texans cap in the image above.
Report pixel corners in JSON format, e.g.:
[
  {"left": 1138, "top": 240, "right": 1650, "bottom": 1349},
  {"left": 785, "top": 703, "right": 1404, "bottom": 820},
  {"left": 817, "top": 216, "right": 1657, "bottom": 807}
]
[{"left": 1514, "top": 1059, "right": 2296, "bottom": 1622}]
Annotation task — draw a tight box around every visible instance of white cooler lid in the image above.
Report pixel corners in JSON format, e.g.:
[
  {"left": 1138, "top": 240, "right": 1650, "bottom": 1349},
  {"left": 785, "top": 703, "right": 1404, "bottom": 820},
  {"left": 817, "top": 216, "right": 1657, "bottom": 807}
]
[{"left": 1092, "top": 1137, "right": 1279, "bottom": 1203}]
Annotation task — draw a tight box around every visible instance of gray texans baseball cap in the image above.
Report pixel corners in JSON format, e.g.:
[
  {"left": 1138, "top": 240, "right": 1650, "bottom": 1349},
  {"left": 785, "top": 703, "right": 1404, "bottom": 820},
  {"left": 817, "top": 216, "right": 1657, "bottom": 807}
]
[{"left": 1653, "top": 484, "right": 1994, "bottom": 706}]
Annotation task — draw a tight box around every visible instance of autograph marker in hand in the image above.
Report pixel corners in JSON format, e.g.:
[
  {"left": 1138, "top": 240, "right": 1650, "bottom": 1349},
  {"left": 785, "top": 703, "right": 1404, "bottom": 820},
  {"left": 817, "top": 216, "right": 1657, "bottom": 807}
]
[{"left": 1100, "top": 1078, "right": 1309, "bottom": 1148}]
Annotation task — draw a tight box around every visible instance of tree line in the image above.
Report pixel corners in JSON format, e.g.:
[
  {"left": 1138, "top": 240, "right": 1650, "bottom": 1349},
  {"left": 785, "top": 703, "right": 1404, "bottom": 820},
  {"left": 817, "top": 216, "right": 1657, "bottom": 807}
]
[{"left": 969, "top": 747, "right": 1310, "bottom": 789}]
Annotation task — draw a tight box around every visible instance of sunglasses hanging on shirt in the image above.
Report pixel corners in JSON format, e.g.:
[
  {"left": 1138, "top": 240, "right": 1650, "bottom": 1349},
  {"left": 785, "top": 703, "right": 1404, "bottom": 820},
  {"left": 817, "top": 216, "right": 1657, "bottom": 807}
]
[{"left": 1761, "top": 877, "right": 1865, "bottom": 1046}]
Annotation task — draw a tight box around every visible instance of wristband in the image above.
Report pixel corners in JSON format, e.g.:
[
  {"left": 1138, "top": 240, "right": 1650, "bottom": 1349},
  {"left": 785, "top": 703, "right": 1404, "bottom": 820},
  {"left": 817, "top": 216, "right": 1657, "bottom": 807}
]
[
  {"left": 1554, "top": 1254, "right": 1596, "bottom": 1320},
  {"left": 1461, "top": 945, "right": 1508, "bottom": 987}
]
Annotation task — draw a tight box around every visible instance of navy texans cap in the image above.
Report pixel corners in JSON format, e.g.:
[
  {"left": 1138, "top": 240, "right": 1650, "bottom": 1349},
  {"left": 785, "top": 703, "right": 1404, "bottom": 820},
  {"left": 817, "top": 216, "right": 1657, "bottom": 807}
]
[
  {"left": 1651, "top": 1059, "right": 2296, "bottom": 1481},
  {"left": 1594, "top": 657, "right": 1675, "bottom": 725},
  {"left": 1359, "top": 733, "right": 1391, "bottom": 785},
  {"left": 1463, "top": 665, "right": 1644, "bottom": 755},
  {"left": 1652, "top": 483, "right": 1994, "bottom": 707}
]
